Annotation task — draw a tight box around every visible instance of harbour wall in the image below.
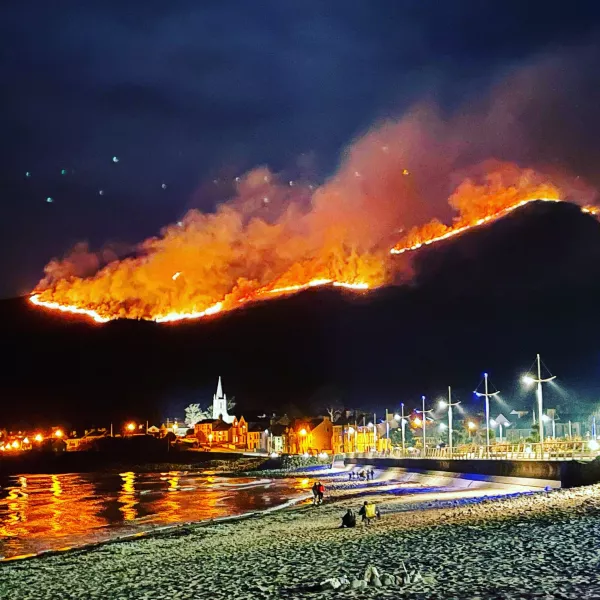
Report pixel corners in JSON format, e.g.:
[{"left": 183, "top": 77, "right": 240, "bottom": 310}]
[{"left": 344, "top": 456, "right": 600, "bottom": 489}]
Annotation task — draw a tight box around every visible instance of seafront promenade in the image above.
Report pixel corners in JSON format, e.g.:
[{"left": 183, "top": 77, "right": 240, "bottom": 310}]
[{"left": 2, "top": 478, "right": 600, "bottom": 599}]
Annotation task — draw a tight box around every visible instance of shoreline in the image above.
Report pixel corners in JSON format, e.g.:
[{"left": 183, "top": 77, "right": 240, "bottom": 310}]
[
  {"left": 2, "top": 483, "right": 600, "bottom": 598},
  {"left": 0, "top": 469, "right": 541, "bottom": 565}
]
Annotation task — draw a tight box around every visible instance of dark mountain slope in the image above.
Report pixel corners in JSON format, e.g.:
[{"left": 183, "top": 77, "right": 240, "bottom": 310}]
[{"left": 2, "top": 201, "right": 600, "bottom": 428}]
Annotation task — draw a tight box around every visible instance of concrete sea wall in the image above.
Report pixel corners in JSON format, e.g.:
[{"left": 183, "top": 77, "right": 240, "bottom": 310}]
[{"left": 344, "top": 456, "right": 600, "bottom": 489}]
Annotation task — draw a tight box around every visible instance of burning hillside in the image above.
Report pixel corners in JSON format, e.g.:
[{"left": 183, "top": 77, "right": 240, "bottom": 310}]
[
  {"left": 28, "top": 86, "right": 599, "bottom": 330},
  {"left": 29, "top": 159, "right": 597, "bottom": 325}
]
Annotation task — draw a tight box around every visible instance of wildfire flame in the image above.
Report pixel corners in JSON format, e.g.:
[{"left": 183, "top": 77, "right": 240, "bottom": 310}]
[
  {"left": 390, "top": 167, "right": 598, "bottom": 255},
  {"left": 28, "top": 159, "right": 597, "bottom": 325}
]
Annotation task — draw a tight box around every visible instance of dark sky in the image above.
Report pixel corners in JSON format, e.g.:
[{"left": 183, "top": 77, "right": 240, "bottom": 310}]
[{"left": 2, "top": 1, "right": 600, "bottom": 298}]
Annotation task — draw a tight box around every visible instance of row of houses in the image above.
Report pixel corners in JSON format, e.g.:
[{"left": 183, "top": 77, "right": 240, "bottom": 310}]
[{"left": 194, "top": 414, "right": 387, "bottom": 455}]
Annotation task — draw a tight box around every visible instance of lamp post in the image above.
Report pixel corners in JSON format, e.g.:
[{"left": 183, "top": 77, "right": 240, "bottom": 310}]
[
  {"left": 474, "top": 373, "right": 500, "bottom": 458},
  {"left": 522, "top": 354, "right": 556, "bottom": 454},
  {"left": 347, "top": 426, "right": 356, "bottom": 453},
  {"left": 542, "top": 414, "right": 556, "bottom": 439},
  {"left": 394, "top": 403, "right": 407, "bottom": 456},
  {"left": 418, "top": 396, "right": 434, "bottom": 458},
  {"left": 439, "top": 386, "right": 460, "bottom": 457}
]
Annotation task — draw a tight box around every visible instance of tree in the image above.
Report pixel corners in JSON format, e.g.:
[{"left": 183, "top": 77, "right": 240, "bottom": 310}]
[
  {"left": 185, "top": 403, "right": 209, "bottom": 428},
  {"left": 227, "top": 396, "right": 236, "bottom": 412},
  {"left": 325, "top": 403, "right": 344, "bottom": 422}
]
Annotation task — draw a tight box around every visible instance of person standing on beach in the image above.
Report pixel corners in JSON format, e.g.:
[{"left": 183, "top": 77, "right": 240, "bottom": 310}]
[
  {"left": 317, "top": 482, "right": 325, "bottom": 504},
  {"left": 312, "top": 482, "right": 319, "bottom": 505}
]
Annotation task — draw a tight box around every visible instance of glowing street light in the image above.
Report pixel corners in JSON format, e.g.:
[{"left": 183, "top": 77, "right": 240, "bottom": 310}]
[
  {"left": 299, "top": 428, "right": 307, "bottom": 436},
  {"left": 34, "top": 433, "right": 43, "bottom": 443},
  {"left": 522, "top": 354, "right": 556, "bottom": 452},
  {"left": 417, "top": 396, "right": 434, "bottom": 458},
  {"left": 54, "top": 429, "right": 64, "bottom": 438},
  {"left": 474, "top": 373, "right": 500, "bottom": 458},
  {"left": 346, "top": 426, "right": 356, "bottom": 453},
  {"left": 126, "top": 422, "right": 136, "bottom": 433},
  {"left": 394, "top": 402, "right": 408, "bottom": 455},
  {"left": 439, "top": 386, "right": 460, "bottom": 456}
]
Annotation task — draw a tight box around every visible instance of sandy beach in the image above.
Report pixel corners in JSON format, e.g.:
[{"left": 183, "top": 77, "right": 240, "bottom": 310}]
[{"left": 1, "top": 481, "right": 600, "bottom": 599}]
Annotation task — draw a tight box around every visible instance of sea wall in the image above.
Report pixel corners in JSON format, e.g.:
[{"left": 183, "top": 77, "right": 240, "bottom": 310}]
[{"left": 344, "top": 456, "right": 600, "bottom": 489}]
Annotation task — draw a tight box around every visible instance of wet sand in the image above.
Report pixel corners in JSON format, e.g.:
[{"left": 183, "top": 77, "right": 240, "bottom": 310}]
[{"left": 1, "top": 483, "right": 600, "bottom": 599}]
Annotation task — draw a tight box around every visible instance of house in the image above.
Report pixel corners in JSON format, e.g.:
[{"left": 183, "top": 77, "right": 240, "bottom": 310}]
[
  {"left": 246, "top": 422, "right": 268, "bottom": 452},
  {"left": 268, "top": 423, "right": 286, "bottom": 454},
  {"left": 285, "top": 417, "right": 334, "bottom": 455}
]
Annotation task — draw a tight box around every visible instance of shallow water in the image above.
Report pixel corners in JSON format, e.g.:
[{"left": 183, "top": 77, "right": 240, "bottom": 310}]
[{"left": 0, "top": 471, "right": 311, "bottom": 559}]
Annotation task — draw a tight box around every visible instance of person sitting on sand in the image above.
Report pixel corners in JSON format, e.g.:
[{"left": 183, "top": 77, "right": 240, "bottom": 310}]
[
  {"left": 339, "top": 509, "right": 356, "bottom": 528},
  {"left": 359, "top": 469, "right": 366, "bottom": 480},
  {"left": 358, "top": 501, "right": 379, "bottom": 526}
]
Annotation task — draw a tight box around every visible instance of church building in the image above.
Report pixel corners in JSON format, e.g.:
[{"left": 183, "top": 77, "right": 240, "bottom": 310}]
[{"left": 211, "top": 376, "right": 234, "bottom": 423}]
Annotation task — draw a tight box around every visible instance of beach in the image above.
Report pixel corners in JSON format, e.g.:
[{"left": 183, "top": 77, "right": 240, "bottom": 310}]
[{"left": 1, "top": 482, "right": 600, "bottom": 599}]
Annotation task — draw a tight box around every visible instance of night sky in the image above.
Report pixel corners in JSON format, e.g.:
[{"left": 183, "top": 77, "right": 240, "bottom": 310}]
[{"left": 2, "top": 1, "right": 600, "bottom": 299}]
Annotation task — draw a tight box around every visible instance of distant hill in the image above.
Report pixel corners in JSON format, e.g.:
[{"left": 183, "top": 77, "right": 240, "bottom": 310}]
[{"left": 2, "top": 201, "right": 600, "bottom": 428}]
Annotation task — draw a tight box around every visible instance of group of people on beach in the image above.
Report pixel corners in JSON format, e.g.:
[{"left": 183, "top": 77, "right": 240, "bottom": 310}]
[
  {"left": 348, "top": 468, "right": 375, "bottom": 481},
  {"left": 339, "top": 501, "right": 381, "bottom": 528}
]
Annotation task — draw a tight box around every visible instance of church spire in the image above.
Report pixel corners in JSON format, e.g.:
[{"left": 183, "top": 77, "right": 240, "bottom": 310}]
[{"left": 212, "top": 376, "right": 233, "bottom": 423}]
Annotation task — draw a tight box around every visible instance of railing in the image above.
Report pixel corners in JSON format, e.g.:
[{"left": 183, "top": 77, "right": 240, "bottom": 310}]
[{"left": 345, "top": 440, "right": 599, "bottom": 461}]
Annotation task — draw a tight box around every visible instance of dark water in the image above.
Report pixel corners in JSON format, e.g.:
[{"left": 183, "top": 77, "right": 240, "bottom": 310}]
[{"left": 0, "top": 471, "right": 312, "bottom": 559}]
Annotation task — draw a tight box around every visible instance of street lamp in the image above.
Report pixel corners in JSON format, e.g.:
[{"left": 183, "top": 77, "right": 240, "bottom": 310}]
[
  {"left": 541, "top": 414, "right": 556, "bottom": 439},
  {"left": 394, "top": 403, "right": 408, "bottom": 456},
  {"left": 467, "top": 421, "right": 477, "bottom": 441},
  {"left": 474, "top": 373, "right": 500, "bottom": 458},
  {"left": 299, "top": 428, "right": 307, "bottom": 454},
  {"left": 522, "top": 354, "right": 556, "bottom": 452},
  {"left": 126, "top": 422, "right": 136, "bottom": 433},
  {"left": 347, "top": 426, "right": 356, "bottom": 453},
  {"left": 439, "top": 386, "right": 460, "bottom": 457},
  {"left": 417, "top": 396, "right": 434, "bottom": 458}
]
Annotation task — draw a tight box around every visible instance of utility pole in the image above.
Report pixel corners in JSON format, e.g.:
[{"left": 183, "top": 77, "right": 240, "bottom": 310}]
[{"left": 474, "top": 373, "right": 500, "bottom": 459}]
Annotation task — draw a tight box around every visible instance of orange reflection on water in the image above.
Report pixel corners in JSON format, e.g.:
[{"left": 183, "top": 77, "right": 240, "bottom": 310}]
[
  {"left": 0, "top": 472, "right": 303, "bottom": 559},
  {"left": 118, "top": 472, "right": 137, "bottom": 522},
  {"left": 50, "top": 475, "right": 63, "bottom": 533}
]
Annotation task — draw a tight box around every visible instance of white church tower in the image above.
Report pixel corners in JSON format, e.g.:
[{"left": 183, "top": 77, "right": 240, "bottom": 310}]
[{"left": 212, "top": 376, "right": 234, "bottom": 423}]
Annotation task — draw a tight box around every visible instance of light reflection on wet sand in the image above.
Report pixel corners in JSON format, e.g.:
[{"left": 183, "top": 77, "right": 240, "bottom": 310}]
[{"left": 0, "top": 472, "right": 306, "bottom": 559}]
